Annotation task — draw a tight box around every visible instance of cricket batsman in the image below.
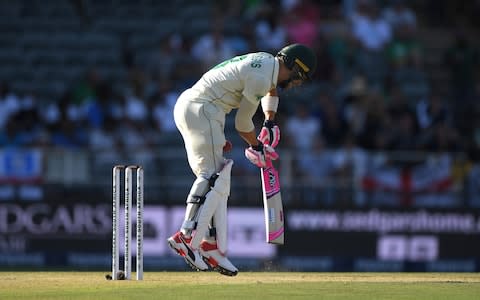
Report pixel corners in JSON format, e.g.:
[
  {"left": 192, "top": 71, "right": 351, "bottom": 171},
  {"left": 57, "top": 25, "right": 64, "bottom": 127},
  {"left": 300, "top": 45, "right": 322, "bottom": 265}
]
[{"left": 167, "top": 44, "right": 317, "bottom": 276}]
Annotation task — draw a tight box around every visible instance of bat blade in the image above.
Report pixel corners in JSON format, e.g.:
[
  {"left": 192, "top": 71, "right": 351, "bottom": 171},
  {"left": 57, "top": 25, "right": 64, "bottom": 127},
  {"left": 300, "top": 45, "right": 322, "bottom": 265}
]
[{"left": 260, "top": 159, "right": 284, "bottom": 245}]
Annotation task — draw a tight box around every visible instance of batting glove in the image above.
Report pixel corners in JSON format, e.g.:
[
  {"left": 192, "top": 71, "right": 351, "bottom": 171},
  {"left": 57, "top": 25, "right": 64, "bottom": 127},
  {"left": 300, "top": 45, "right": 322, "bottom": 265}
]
[
  {"left": 245, "top": 143, "right": 279, "bottom": 168},
  {"left": 258, "top": 120, "right": 280, "bottom": 148}
]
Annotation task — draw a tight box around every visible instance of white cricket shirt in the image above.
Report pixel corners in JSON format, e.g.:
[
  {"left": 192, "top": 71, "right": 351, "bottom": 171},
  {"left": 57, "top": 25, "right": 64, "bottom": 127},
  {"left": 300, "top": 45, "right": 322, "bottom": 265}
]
[{"left": 187, "top": 52, "right": 279, "bottom": 113}]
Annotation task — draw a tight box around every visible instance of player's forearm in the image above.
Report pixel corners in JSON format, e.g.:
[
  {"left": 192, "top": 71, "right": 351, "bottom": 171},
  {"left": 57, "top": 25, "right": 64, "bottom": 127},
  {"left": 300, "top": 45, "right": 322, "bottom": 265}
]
[
  {"left": 237, "top": 130, "right": 260, "bottom": 147},
  {"left": 264, "top": 110, "right": 276, "bottom": 121}
]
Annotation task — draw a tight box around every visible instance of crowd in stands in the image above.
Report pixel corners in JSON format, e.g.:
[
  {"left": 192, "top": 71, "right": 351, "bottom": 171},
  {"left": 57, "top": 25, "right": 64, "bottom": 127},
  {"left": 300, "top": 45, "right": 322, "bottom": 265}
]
[{"left": 0, "top": 0, "right": 479, "bottom": 206}]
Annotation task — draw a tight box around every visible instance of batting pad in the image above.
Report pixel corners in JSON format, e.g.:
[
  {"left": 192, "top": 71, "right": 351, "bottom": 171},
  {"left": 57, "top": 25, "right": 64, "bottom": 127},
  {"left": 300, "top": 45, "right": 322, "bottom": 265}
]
[{"left": 190, "top": 160, "right": 233, "bottom": 249}]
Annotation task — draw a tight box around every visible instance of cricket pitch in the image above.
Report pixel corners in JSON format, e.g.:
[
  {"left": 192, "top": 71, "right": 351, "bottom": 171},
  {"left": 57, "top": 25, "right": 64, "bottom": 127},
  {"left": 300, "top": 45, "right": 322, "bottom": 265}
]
[{"left": 0, "top": 271, "right": 479, "bottom": 300}]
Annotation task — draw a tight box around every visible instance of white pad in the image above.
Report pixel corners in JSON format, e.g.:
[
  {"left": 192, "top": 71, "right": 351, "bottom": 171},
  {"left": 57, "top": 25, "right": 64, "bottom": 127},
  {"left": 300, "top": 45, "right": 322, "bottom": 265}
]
[
  {"left": 214, "top": 198, "right": 228, "bottom": 253},
  {"left": 190, "top": 159, "right": 233, "bottom": 249},
  {"left": 181, "top": 177, "right": 210, "bottom": 234}
]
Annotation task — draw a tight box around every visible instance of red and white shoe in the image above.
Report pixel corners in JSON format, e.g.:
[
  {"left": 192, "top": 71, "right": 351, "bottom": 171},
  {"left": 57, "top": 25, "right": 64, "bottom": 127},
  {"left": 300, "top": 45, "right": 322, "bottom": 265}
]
[
  {"left": 200, "top": 241, "right": 238, "bottom": 276},
  {"left": 167, "top": 232, "right": 209, "bottom": 271}
]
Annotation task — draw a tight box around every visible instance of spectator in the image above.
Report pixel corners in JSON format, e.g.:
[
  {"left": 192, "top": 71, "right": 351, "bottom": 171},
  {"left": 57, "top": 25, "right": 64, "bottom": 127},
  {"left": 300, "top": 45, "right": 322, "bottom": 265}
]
[
  {"left": 296, "top": 137, "right": 333, "bottom": 179},
  {"left": 145, "top": 34, "right": 183, "bottom": 79},
  {"left": 84, "top": 81, "right": 114, "bottom": 129},
  {"left": 328, "top": 35, "right": 357, "bottom": 83},
  {"left": 331, "top": 132, "right": 367, "bottom": 205},
  {"left": 386, "top": 86, "right": 413, "bottom": 122},
  {"left": 312, "top": 92, "right": 348, "bottom": 147},
  {"left": 118, "top": 116, "right": 155, "bottom": 166},
  {"left": 171, "top": 56, "right": 203, "bottom": 92},
  {"left": 150, "top": 79, "right": 178, "bottom": 133},
  {"left": 356, "top": 91, "right": 391, "bottom": 150},
  {"left": 285, "top": 102, "right": 321, "bottom": 151},
  {"left": 390, "top": 54, "right": 429, "bottom": 103},
  {"left": 422, "top": 122, "right": 463, "bottom": 153},
  {"left": 342, "top": 0, "right": 358, "bottom": 20},
  {"left": 227, "top": 20, "right": 254, "bottom": 54},
  {"left": 349, "top": 0, "right": 392, "bottom": 86},
  {"left": 311, "top": 33, "right": 337, "bottom": 84},
  {"left": 387, "top": 108, "right": 419, "bottom": 151},
  {"left": 50, "top": 118, "right": 88, "bottom": 149},
  {"left": 0, "top": 82, "right": 21, "bottom": 130},
  {"left": 191, "top": 17, "right": 235, "bottom": 71},
  {"left": 382, "top": 0, "right": 417, "bottom": 33},
  {"left": 296, "top": 137, "right": 337, "bottom": 206},
  {"left": 283, "top": 0, "right": 320, "bottom": 47},
  {"left": 124, "top": 85, "right": 148, "bottom": 125},
  {"left": 386, "top": 23, "right": 423, "bottom": 70},
  {"left": 340, "top": 76, "right": 369, "bottom": 136},
  {"left": 0, "top": 90, "right": 47, "bottom": 148},
  {"left": 88, "top": 118, "right": 122, "bottom": 164},
  {"left": 382, "top": 86, "right": 419, "bottom": 151},
  {"left": 71, "top": 68, "right": 100, "bottom": 107},
  {"left": 350, "top": 0, "right": 392, "bottom": 52},
  {"left": 12, "top": 92, "right": 45, "bottom": 147},
  {"left": 416, "top": 93, "right": 450, "bottom": 130},
  {"left": 212, "top": 0, "right": 244, "bottom": 19},
  {"left": 253, "top": 1, "right": 287, "bottom": 52},
  {"left": 40, "top": 90, "right": 68, "bottom": 129},
  {"left": 0, "top": 0, "right": 478, "bottom": 212},
  {"left": 0, "top": 122, "right": 22, "bottom": 147},
  {"left": 126, "top": 64, "right": 148, "bottom": 105}
]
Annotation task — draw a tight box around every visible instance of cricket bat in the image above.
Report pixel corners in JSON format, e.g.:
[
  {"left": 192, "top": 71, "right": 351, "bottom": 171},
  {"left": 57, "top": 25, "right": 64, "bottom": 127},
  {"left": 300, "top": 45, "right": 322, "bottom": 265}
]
[{"left": 260, "top": 158, "right": 284, "bottom": 245}]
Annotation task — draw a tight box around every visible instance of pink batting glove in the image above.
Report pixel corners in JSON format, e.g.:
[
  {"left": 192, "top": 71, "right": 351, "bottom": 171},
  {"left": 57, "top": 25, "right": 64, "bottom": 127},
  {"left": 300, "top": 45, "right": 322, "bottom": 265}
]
[
  {"left": 257, "top": 120, "right": 280, "bottom": 148},
  {"left": 245, "top": 144, "right": 279, "bottom": 168}
]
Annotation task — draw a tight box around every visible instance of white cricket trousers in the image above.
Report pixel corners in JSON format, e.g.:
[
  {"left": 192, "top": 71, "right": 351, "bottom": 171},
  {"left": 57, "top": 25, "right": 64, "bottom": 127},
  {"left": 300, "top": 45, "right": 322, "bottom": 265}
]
[{"left": 173, "top": 90, "right": 227, "bottom": 178}]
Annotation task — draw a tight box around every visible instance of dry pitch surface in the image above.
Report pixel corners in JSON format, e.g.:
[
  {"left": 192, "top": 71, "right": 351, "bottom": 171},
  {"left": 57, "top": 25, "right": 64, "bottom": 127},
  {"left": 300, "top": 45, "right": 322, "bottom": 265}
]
[{"left": 0, "top": 272, "right": 479, "bottom": 300}]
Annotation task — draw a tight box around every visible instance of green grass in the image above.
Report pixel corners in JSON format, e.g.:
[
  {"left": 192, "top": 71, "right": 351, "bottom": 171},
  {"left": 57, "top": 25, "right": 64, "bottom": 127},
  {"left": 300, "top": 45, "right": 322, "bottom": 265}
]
[{"left": 0, "top": 272, "right": 479, "bottom": 300}]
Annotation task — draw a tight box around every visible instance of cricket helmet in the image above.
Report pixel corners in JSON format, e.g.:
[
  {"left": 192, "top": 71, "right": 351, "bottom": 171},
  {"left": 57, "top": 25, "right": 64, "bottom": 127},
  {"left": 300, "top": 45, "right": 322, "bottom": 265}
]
[{"left": 277, "top": 43, "right": 317, "bottom": 80}]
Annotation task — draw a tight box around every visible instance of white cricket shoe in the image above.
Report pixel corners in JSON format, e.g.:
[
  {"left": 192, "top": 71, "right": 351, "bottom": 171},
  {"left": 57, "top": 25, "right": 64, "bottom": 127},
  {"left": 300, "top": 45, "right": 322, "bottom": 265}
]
[
  {"left": 200, "top": 241, "right": 238, "bottom": 276},
  {"left": 167, "top": 231, "right": 209, "bottom": 272}
]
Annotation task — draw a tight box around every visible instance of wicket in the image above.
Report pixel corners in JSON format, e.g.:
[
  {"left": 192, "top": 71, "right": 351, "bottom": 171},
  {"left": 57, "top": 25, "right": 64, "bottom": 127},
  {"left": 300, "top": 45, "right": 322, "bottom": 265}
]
[{"left": 112, "top": 165, "right": 144, "bottom": 280}]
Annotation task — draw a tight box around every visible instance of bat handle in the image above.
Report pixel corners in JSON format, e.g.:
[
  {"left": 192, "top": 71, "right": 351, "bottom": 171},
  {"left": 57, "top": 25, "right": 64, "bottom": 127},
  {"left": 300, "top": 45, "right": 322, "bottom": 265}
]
[{"left": 265, "top": 157, "right": 274, "bottom": 168}]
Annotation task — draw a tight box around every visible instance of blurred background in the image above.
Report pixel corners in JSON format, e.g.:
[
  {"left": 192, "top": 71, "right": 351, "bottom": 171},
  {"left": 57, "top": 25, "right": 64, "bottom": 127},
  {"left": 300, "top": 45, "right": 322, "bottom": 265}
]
[{"left": 0, "top": 0, "right": 479, "bottom": 272}]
